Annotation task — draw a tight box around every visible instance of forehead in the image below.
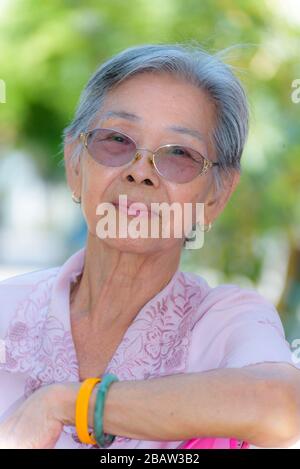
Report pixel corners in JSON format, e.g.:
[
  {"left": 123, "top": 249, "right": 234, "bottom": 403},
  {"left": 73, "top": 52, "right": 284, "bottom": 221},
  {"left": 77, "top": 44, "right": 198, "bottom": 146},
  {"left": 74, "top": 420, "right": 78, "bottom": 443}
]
[
  {"left": 99, "top": 110, "right": 205, "bottom": 144},
  {"left": 102, "top": 71, "right": 213, "bottom": 116},
  {"left": 97, "top": 72, "right": 216, "bottom": 145}
]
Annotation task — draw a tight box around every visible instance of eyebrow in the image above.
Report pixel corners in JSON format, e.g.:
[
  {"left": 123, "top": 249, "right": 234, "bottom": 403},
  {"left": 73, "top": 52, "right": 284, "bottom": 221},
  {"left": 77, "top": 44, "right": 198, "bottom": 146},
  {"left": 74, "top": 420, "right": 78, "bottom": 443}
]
[{"left": 100, "top": 110, "right": 205, "bottom": 143}]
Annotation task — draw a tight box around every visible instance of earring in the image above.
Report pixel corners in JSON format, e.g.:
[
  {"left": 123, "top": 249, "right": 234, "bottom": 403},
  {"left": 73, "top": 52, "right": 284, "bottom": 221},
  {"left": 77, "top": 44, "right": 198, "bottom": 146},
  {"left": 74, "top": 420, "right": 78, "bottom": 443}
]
[
  {"left": 199, "top": 222, "right": 212, "bottom": 232},
  {"left": 72, "top": 191, "right": 81, "bottom": 204}
]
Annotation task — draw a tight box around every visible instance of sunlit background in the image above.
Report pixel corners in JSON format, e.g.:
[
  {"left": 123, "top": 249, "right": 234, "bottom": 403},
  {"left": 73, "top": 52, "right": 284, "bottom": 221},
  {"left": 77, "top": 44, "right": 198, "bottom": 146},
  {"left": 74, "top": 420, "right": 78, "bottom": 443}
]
[{"left": 0, "top": 0, "right": 299, "bottom": 343}]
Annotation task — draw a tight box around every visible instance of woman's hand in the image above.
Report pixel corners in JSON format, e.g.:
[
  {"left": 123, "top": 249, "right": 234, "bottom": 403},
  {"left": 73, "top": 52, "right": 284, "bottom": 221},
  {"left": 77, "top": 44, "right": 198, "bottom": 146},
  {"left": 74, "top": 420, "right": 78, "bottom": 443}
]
[{"left": 0, "top": 384, "right": 66, "bottom": 449}]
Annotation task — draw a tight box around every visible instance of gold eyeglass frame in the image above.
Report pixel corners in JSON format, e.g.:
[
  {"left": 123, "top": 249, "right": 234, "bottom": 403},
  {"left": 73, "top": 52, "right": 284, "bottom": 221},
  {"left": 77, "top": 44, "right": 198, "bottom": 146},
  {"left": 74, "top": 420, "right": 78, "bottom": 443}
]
[{"left": 79, "top": 127, "right": 220, "bottom": 183}]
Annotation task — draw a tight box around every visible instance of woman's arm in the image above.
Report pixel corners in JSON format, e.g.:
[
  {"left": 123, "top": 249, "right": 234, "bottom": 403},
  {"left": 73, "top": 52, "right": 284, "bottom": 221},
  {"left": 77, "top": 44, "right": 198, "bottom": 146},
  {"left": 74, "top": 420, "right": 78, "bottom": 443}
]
[
  {"left": 57, "top": 362, "right": 300, "bottom": 448},
  {"left": 1, "top": 362, "right": 299, "bottom": 448}
]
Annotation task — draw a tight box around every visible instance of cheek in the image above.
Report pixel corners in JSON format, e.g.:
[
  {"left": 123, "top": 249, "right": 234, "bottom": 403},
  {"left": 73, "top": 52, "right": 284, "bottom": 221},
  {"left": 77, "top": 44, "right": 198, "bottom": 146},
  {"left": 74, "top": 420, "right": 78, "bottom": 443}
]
[
  {"left": 82, "top": 159, "right": 117, "bottom": 198},
  {"left": 167, "top": 181, "right": 210, "bottom": 229},
  {"left": 168, "top": 180, "right": 208, "bottom": 205},
  {"left": 80, "top": 162, "right": 120, "bottom": 232}
]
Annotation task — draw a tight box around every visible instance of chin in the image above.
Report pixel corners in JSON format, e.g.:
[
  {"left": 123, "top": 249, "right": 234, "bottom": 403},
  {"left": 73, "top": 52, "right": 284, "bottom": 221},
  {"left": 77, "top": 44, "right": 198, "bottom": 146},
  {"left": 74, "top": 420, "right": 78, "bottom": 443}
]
[{"left": 99, "top": 236, "right": 171, "bottom": 254}]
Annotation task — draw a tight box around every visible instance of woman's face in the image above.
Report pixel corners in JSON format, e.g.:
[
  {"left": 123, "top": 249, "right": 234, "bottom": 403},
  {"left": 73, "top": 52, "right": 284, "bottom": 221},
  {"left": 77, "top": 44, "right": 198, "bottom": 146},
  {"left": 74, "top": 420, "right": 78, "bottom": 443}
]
[{"left": 65, "top": 71, "right": 239, "bottom": 253}]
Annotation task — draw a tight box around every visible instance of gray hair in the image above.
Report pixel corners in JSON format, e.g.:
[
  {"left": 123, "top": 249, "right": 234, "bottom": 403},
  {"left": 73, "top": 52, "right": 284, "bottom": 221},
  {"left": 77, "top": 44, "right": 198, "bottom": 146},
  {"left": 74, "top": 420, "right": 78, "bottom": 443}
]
[{"left": 61, "top": 41, "right": 249, "bottom": 196}]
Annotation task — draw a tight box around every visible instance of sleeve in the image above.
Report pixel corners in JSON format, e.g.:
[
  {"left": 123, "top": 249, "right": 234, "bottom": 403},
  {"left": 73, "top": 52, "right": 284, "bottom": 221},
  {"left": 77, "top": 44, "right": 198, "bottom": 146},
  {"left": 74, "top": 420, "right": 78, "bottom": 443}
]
[
  {"left": 188, "top": 284, "right": 294, "bottom": 372},
  {"left": 218, "top": 286, "right": 293, "bottom": 368}
]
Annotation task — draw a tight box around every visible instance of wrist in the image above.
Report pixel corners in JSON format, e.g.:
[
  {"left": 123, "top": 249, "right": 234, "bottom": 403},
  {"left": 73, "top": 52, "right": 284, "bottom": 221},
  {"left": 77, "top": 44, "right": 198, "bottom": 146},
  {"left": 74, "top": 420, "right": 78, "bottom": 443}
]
[
  {"left": 46, "top": 383, "right": 81, "bottom": 426},
  {"left": 88, "top": 379, "right": 124, "bottom": 436}
]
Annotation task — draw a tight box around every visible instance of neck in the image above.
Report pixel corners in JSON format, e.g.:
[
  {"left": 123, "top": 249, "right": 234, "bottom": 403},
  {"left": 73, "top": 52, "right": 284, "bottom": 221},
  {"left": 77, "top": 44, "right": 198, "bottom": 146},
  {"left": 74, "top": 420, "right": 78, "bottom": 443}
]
[{"left": 70, "top": 234, "right": 181, "bottom": 330}]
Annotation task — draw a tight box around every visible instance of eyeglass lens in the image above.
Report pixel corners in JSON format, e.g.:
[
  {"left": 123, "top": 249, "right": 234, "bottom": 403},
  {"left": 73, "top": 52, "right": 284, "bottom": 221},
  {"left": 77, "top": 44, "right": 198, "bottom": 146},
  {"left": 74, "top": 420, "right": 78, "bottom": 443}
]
[{"left": 86, "top": 128, "right": 205, "bottom": 183}]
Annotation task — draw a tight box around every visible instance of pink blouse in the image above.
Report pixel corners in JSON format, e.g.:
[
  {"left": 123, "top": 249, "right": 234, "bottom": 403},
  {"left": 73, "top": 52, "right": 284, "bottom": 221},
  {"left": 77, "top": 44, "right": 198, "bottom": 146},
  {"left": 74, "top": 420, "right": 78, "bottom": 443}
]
[{"left": 0, "top": 247, "right": 295, "bottom": 449}]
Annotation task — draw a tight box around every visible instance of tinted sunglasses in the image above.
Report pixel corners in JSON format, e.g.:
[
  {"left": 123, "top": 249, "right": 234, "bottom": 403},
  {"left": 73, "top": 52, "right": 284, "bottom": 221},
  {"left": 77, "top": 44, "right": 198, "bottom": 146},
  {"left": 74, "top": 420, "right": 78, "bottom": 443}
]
[{"left": 80, "top": 128, "right": 219, "bottom": 184}]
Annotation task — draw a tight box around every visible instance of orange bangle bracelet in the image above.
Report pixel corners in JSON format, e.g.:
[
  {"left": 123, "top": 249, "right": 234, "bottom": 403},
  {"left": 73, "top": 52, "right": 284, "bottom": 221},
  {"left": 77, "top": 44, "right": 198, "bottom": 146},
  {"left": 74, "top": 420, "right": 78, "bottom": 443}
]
[{"left": 75, "top": 377, "right": 101, "bottom": 445}]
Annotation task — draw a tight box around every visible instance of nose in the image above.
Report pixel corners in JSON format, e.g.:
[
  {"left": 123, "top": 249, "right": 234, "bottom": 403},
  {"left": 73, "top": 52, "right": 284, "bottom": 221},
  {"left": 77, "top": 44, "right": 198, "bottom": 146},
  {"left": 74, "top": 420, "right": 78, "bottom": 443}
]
[{"left": 121, "top": 149, "right": 159, "bottom": 187}]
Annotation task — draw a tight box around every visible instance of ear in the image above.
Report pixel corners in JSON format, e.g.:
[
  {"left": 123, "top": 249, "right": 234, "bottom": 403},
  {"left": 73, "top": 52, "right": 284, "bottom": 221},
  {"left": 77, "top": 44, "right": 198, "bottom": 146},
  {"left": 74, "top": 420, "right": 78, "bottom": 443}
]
[
  {"left": 204, "top": 170, "right": 240, "bottom": 224},
  {"left": 64, "top": 134, "right": 82, "bottom": 197}
]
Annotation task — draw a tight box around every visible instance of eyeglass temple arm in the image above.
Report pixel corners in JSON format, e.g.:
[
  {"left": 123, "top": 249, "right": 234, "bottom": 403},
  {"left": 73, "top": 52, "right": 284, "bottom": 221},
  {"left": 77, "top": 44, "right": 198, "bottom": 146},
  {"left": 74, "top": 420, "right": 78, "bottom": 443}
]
[
  {"left": 79, "top": 132, "right": 89, "bottom": 147},
  {"left": 205, "top": 160, "right": 220, "bottom": 168}
]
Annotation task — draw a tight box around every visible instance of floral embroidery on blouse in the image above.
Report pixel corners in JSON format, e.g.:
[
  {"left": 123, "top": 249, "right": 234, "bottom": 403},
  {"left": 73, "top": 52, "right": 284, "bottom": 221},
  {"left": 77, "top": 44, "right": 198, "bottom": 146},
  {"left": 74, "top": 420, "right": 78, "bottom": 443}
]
[
  {"left": 0, "top": 271, "right": 78, "bottom": 397},
  {"left": 0, "top": 267, "right": 206, "bottom": 448},
  {"left": 106, "top": 273, "right": 203, "bottom": 381}
]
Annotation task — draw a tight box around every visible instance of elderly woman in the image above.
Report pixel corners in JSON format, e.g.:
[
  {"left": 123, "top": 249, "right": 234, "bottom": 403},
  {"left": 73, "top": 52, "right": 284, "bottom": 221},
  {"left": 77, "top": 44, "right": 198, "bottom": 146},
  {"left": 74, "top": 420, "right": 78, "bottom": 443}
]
[{"left": 0, "top": 43, "right": 300, "bottom": 450}]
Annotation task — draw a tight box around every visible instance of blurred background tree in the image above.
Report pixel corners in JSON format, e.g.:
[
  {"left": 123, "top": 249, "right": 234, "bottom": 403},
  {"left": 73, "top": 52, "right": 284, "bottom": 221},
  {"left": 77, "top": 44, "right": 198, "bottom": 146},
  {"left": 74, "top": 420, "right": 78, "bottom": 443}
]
[{"left": 0, "top": 0, "right": 299, "bottom": 341}]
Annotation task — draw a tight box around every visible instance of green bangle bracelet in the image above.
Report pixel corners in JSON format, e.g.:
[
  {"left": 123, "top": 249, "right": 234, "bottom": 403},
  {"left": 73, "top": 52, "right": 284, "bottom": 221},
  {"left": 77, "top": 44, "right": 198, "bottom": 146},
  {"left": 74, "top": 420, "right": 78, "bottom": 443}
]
[{"left": 94, "top": 373, "right": 119, "bottom": 448}]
